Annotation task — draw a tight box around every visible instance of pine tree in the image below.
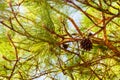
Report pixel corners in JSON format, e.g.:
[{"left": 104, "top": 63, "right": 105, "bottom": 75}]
[{"left": 0, "top": 0, "right": 120, "bottom": 80}]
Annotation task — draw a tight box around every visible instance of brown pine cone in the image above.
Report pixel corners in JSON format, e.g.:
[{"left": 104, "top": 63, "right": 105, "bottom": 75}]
[{"left": 80, "top": 38, "right": 92, "bottom": 51}]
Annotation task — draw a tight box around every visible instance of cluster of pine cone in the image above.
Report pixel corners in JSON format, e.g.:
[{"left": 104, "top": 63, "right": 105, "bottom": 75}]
[{"left": 61, "top": 37, "right": 93, "bottom": 51}]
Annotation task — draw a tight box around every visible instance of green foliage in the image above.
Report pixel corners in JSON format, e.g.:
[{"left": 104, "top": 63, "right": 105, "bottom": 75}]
[{"left": 0, "top": 0, "right": 120, "bottom": 80}]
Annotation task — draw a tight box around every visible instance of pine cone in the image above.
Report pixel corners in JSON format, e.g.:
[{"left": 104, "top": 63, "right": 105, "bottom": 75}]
[
  {"left": 80, "top": 38, "right": 92, "bottom": 51},
  {"left": 62, "top": 43, "right": 69, "bottom": 49}
]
